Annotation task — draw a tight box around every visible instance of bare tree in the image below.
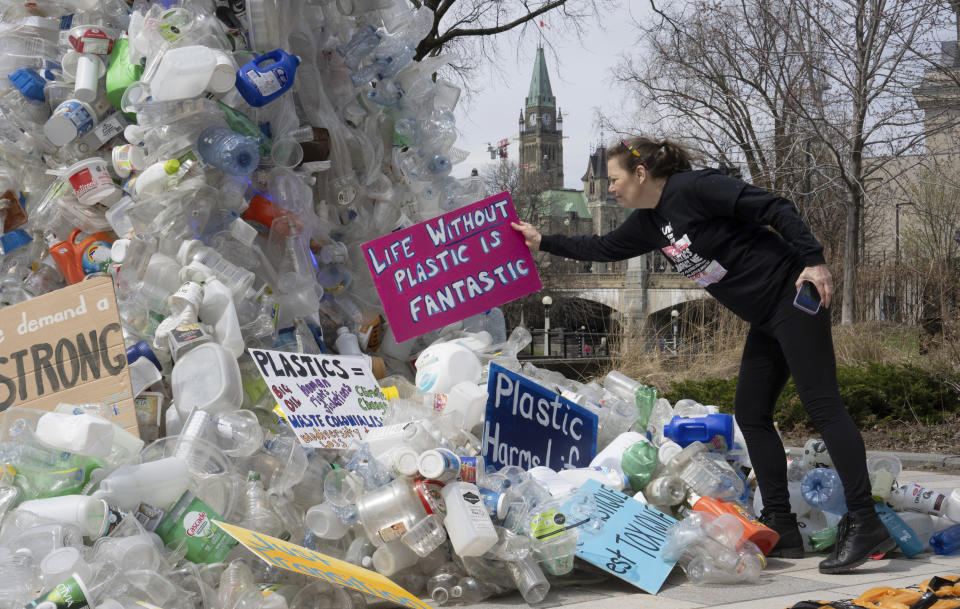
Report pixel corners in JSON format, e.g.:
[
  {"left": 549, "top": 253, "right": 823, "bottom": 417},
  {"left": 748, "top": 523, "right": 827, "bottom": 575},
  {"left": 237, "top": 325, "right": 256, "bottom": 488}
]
[{"left": 608, "top": 0, "right": 952, "bottom": 324}]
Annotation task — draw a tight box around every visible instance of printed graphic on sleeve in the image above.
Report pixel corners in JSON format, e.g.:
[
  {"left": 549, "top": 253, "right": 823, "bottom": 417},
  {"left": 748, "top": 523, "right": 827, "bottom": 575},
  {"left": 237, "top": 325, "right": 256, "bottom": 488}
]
[{"left": 660, "top": 224, "right": 727, "bottom": 287}]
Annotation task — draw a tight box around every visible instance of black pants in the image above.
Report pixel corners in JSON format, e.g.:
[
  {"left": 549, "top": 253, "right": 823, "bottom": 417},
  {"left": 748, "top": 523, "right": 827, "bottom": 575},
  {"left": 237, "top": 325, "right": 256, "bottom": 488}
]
[{"left": 734, "top": 280, "right": 873, "bottom": 514}]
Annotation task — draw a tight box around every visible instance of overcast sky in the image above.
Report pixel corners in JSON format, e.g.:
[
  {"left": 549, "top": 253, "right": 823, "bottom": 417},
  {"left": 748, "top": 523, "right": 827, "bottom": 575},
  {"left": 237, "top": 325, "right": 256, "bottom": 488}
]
[{"left": 451, "top": 4, "right": 647, "bottom": 189}]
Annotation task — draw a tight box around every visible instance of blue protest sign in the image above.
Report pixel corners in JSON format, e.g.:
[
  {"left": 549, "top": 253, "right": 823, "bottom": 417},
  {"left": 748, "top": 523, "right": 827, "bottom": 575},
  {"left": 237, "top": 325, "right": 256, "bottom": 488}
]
[
  {"left": 563, "top": 479, "right": 678, "bottom": 594},
  {"left": 481, "top": 363, "right": 598, "bottom": 470}
]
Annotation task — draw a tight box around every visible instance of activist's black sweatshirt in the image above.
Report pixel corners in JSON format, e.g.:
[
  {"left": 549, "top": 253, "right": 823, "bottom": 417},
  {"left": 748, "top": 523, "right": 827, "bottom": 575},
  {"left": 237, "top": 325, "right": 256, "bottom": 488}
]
[{"left": 539, "top": 169, "right": 826, "bottom": 324}]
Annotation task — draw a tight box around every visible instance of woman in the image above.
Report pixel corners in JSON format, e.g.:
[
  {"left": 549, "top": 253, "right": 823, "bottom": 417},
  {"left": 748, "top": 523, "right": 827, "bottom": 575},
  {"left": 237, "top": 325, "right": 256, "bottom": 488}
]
[{"left": 512, "top": 137, "right": 894, "bottom": 574}]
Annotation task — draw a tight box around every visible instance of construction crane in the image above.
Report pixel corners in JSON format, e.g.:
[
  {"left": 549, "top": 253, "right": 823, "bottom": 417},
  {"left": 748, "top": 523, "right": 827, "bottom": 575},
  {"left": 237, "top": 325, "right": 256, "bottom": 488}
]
[{"left": 486, "top": 138, "right": 510, "bottom": 160}]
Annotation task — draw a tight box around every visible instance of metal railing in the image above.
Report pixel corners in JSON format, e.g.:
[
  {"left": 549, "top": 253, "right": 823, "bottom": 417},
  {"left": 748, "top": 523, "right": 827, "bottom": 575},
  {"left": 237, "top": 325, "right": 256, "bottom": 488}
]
[{"left": 518, "top": 329, "right": 613, "bottom": 359}]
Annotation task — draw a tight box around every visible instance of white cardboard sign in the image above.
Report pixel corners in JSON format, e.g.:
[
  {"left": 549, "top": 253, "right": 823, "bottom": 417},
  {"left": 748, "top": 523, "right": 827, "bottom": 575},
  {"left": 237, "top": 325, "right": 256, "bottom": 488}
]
[{"left": 248, "top": 349, "right": 387, "bottom": 449}]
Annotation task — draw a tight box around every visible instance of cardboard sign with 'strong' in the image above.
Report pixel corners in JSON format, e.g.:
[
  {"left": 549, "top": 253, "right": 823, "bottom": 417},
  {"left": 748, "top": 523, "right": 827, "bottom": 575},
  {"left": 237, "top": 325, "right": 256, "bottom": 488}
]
[{"left": 0, "top": 277, "right": 138, "bottom": 436}]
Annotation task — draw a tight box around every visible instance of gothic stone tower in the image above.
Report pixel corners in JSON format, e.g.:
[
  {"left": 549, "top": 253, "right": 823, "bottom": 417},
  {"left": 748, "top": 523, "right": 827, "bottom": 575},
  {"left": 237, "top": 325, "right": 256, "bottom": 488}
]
[
  {"left": 519, "top": 47, "right": 564, "bottom": 192},
  {"left": 582, "top": 144, "right": 627, "bottom": 273}
]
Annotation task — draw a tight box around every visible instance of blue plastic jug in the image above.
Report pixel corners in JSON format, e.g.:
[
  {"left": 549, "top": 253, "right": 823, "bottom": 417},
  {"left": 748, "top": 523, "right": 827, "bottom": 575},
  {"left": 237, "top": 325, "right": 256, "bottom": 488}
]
[
  {"left": 235, "top": 49, "right": 301, "bottom": 107},
  {"left": 662, "top": 413, "right": 734, "bottom": 451}
]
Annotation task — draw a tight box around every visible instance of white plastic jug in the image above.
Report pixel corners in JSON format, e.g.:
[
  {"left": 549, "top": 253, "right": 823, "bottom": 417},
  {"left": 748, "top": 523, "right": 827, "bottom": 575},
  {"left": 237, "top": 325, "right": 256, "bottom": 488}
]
[
  {"left": 147, "top": 46, "right": 236, "bottom": 101},
  {"left": 35, "top": 412, "right": 114, "bottom": 457},
  {"left": 440, "top": 481, "right": 498, "bottom": 557},
  {"left": 172, "top": 342, "right": 243, "bottom": 415},
  {"left": 415, "top": 342, "right": 481, "bottom": 394},
  {"left": 94, "top": 457, "right": 190, "bottom": 510}
]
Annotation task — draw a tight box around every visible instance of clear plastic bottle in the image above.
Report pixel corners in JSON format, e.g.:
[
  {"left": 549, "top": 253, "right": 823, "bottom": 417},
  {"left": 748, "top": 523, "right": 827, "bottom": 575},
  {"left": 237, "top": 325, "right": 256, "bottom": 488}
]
[
  {"left": 0, "top": 548, "right": 39, "bottom": 608},
  {"left": 801, "top": 468, "right": 848, "bottom": 515},
  {"left": 197, "top": 126, "right": 260, "bottom": 176},
  {"left": 240, "top": 471, "right": 283, "bottom": 537}
]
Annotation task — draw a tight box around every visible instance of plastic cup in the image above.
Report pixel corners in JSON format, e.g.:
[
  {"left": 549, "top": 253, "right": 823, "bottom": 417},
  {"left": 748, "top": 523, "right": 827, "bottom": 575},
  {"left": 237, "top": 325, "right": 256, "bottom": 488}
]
[
  {"left": 207, "top": 50, "right": 237, "bottom": 94},
  {"left": 112, "top": 144, "right": 147, "bottom": 178},
  {"left": 270, "top": 137, "right": 304, "bottom": 168},
  {"left": 44, "top": 99, "right": 97, "bottom": 146},
  {"left": 61, "top": 158, "right": 118, "bottom": 205}
]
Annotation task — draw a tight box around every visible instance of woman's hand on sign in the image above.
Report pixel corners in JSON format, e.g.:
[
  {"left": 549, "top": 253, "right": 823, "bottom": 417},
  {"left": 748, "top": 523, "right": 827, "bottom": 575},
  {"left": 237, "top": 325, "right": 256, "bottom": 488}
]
[{"left": 511, "top": 221, "right": 542, "bottom": 251}]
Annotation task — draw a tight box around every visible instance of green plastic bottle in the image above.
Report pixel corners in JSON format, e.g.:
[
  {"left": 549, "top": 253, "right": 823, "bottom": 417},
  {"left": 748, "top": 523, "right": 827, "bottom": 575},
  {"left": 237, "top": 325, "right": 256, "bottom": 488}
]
[
  {"left": 621, "top": 440, "right": 659, "bottom": 492},
  {"left": 105, "top": 36, "right": 144, "bottom": 117},
  {"left": 603, "top": 371, "right": 658, "bottom": 430},
  {"left": 808, "top": 526, "right": 837, "bottom": 552}
]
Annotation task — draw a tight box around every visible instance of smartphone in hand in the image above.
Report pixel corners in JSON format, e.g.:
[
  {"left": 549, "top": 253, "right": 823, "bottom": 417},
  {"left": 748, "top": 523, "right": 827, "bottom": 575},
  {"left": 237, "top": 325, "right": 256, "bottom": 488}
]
[{"left": 793, "top": 281, "right": 822, "bottom": 315}]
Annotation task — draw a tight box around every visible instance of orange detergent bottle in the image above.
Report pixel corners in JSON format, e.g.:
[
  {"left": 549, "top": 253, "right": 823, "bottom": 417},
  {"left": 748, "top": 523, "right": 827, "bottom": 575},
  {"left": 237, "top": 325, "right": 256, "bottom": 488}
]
[
  {"left": 690, "top": 494, "right": 780, "bottom": 555},
  {"left": 49, "top": 229, "right": 114, "bottom": 284}
]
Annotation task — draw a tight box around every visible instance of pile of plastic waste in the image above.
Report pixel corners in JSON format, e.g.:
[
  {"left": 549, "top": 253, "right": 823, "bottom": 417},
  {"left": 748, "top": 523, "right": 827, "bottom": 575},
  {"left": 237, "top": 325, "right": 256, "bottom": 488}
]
[{"left": 0, "top": 1, "right": 959, "bottom": 608}]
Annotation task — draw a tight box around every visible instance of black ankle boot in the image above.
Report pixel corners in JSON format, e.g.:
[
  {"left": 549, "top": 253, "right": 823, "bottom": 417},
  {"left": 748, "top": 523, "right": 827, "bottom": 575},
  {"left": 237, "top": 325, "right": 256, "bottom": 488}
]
[
  {"left": 758, "top": 509, "right": 805, "bottom": 558},
  {"left": 818, "top": 505, "right": 896, "bottom": 574}
]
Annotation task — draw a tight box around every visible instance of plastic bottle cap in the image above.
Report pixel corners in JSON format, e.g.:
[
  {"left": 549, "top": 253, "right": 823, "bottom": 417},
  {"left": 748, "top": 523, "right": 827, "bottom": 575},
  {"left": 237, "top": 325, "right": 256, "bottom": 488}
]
[
  {"left": 163, "top": 159, "right": 181, "bottom": 174},
  {"left": 0, "top": 229, "right": 32, "bottom": 254},
  {"left": 394, "top": 450, "right": 419, "bottom": 477}
]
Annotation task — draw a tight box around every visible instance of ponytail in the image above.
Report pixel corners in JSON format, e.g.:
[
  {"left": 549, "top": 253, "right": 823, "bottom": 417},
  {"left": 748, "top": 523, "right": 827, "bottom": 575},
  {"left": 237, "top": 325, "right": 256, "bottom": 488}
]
[{"left": 607, "top": 137, "right": 693, "bottom": 179}]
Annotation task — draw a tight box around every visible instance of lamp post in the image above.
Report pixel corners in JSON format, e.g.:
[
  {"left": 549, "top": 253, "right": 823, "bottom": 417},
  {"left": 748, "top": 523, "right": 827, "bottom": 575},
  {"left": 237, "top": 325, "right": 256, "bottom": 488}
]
[
  {"left": 542, "top": 295, "right": 553, "bottom": 356},
  {"left": 670, "top": 309, "right": 679, "bottom": 354},
  {"left": 895, "top": 201, "right": 915, "bottom": 266}
]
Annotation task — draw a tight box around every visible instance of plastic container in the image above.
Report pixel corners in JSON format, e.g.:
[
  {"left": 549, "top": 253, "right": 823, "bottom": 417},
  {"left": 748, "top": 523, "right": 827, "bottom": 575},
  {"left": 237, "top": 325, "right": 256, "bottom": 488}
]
[
  {"left": 111, "top": 144, "right": 147, "bottom": 178},
  {"left": 875, "top": 502, "right": 923, "bottom": 557},
  {"left": 306, "top": 502, "right": 349, "bottom": 540},
  {"left": 44, "top": 99, "right": 97, "bottom": 146},
  {"left": 418, "top": 448, "right": 461, "bottom": 482},
  {"left": 61, "top": 158, "right": 118, "bottom": 205},
  {"left": 335, "top": 326, "right": 362, "bottom": 355},
  {"left": 621, "top": 440, "right": 659, "bottom": 491},
  {"left": 663, "top": 413, "right": 735, "bottom": 451},
  {"left": 441, "top": 482, "right": 499, "bottom": 557},
  {"left": 867, "top": 454, "right": 902, "bottom": 501},
  {"left": 401, "top": 513, "right": 447, "bottom": 557},
  {"left": 35, "top": 413, "right": 115, "bottom": 457},
  {"left": 889, "top": 482, "right": 950, "bottom": 517},
  {"left": 931, "top": 523, "right": 960, "bottom": 555},
  {"left": 94, "top": 457, "right": 190, "bottom": 510},
  {"left": 148, "top": 46, "right": 234, "bottom": 101},
  {"left": 15, "top": 495, "right": 112, "bottom": 538},
  {"left": 590, "top": 431, "right": 647, "bottom": 472},
  {"left": 49, "top": 229, "right": 114, "bottom": 284},
  {"left": 556, "top": 466, "right": 627, "bottom": 492},
  {"left": 801, "top": 468, "right": 847, "bottom": 515},
  {"left": 690, "top": 495, "right": 780, "bottom": 555},
  {"left": 197, "top": 126, "right": 260, "bottom": 175},
  {"left": 645, "top": 474, "right": 686, "bottom": 506},
  {"left": 415, "top": 342, "right": 482, "bottom": 394},
  {"left": 235, "top": 49, "right": 301, "bottom": 106},
  {"left": 177, "top": 239, "right": 256, "bottom": 298},
  {"left": 355, "top": 479, "right": 426, "bottom": 546},
  {"left": 171, "top": 342, "right": 243, "bottom": 415}
]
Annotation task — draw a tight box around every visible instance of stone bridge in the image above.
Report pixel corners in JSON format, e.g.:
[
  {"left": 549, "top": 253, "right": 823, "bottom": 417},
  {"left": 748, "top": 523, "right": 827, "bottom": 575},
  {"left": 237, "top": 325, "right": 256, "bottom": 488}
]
[{"left": 544, "top": 265, "right": 709, "bottom": 325}]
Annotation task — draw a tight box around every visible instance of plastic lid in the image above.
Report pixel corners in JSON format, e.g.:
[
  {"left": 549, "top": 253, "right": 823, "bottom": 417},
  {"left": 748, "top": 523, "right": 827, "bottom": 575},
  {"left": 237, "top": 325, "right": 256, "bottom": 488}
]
[
  {"left": 394, "top": 450, "right": 419, "bottom": 477},
  {"left": 110, "top": 238, "right": 129, "bottom": 263},
  {"left": 40, "top": 546, "right": 82, "bottom": 577},
  {"left": 8, "top": 68, "right": 45, "bottom": 101},
  {"left": 417, "top": 451, "right": 447, "bottom": 480},
  {"left": 0, "top": 229, "right": 32, "bottom": 254},
  {"left": 163, "top": 159, "right": 181, "bottom": 175}
]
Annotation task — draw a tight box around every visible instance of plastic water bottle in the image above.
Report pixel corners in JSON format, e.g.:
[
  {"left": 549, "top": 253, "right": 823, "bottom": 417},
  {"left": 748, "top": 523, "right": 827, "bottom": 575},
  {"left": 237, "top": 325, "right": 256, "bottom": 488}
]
[
  {"left": 197, "top": 126, "right": 260, "bottom": 175},
  {"left": 621, "top": 440, "right": 659, "bottom": 492},
  {"left": 874, "top": 502, "right": 923, "bottom": 557},
  {"left": 602, "top": 371, "right": 657, "bottom": 429},
  {"left": 801, "top": 468, "right": 848, "bottom": 515},
  {"left": 931, "top": 523, "right": 960, "bottom": 555}
]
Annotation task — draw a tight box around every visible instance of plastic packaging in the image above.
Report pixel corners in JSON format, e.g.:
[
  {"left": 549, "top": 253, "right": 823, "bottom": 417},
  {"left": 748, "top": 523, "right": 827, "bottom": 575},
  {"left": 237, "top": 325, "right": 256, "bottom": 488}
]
[
  {"left": 441, "top": 482, "right": 498, "bottom": 557},
  {"left": 197, "top": 126, "right": 260, "bottom": 175}
]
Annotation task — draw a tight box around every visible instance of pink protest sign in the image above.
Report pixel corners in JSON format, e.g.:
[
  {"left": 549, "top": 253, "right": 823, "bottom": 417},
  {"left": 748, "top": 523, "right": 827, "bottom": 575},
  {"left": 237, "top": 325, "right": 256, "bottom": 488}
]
[{"left": 362, "top": 192, "right": 542, "bottom": 343}]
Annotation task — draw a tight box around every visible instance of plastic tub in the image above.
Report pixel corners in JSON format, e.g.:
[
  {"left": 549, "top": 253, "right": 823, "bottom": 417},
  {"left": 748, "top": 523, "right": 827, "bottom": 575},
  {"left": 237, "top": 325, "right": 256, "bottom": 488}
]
[
  {"left": 44, "top": 99, "right": 97, "bottom": 146},
  {"left": 61, "top": 158, "right": 117, "bottom": 204},
  {"left": 111, "top": 144, "right": 146, "bottom": 178}
]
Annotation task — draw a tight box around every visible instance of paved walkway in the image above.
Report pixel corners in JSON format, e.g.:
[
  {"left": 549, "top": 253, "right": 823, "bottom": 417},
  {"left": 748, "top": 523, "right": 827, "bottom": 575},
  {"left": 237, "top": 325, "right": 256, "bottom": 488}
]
[{"left": 438, "top": 467, "right": 960, "bottom": 609}]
